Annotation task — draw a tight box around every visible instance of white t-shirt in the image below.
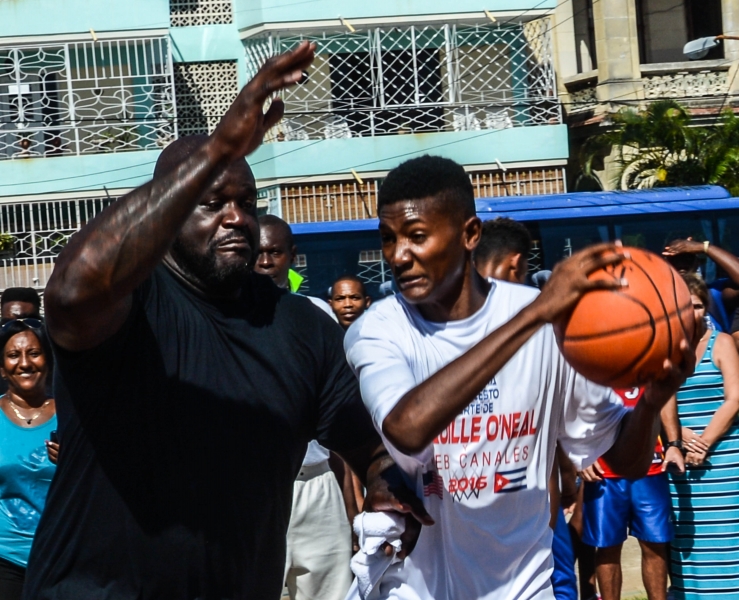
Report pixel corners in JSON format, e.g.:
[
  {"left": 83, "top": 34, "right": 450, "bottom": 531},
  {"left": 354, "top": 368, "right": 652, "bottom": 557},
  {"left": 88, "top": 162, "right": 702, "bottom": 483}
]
[
  {"left": 302, "top": 295, "right": 337, "bottom": 467},
  {"left": 344, "top": 280, "right": 627, "bottom": 600}
]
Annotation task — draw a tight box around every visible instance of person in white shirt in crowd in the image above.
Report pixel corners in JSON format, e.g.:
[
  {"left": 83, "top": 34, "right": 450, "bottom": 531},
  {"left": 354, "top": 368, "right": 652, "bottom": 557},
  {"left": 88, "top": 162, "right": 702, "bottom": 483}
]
[
  {"left": 344, "top": 155, "right": 694, "bottom": 600},
  {"left": 255, "top": 214, "right": 359, "bottom": 600}
]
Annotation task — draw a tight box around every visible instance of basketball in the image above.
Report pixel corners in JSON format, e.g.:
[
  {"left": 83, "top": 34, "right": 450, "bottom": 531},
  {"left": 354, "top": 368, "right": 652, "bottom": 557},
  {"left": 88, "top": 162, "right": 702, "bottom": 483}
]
[{"left": 554, "top": 247, "right": 695, "bottom": 388}]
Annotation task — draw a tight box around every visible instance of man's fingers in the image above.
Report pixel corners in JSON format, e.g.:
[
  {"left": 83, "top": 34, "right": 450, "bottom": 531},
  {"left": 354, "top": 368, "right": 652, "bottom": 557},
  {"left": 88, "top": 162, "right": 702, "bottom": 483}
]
[
  {"left": 247, "top": 42, "right": 316, "bottom": 101},
  {"left": 398, "top": 496, "right": 435, "bottom": 526}
]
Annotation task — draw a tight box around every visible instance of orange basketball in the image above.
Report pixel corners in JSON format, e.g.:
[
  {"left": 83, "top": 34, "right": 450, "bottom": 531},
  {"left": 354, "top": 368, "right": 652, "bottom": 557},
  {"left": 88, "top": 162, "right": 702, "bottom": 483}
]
[{"left": 554, "top": 247, "right": 695, "bottom": 388}]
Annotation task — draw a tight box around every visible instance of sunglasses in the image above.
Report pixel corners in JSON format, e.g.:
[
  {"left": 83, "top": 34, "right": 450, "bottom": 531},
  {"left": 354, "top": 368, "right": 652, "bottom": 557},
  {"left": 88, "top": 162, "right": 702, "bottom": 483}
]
[{"left": 0, "top": 318, "right": 42, "bottom": 332}]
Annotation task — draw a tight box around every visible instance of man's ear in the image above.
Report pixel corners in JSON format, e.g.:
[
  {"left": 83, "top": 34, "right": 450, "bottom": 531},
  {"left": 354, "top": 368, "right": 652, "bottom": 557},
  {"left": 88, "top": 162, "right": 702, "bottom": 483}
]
[
  {"left": 463, "top": 216, "right": 482, "bottom": 252},
  {"left": 290, "top": 245, "right": 298, "bottom": 265},
  {"left": 365, "top": 296, "right": 372, "bottom": 308}
]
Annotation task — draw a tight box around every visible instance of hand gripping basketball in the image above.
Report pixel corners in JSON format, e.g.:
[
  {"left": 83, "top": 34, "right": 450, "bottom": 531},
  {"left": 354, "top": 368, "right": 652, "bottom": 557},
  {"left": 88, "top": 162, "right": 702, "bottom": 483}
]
[{"left": 552, "top": 246, "right": 696, "bottom": 388}]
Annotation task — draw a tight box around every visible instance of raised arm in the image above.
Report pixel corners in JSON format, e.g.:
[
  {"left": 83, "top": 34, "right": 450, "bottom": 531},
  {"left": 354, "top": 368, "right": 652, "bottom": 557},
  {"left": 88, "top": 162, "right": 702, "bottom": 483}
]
[
  {"left": 664, "top": 238, "right": 739, "bottom": 286},
  {"left": 45, "top": 42, "right": 315, "bottom": 352},
  {"left": 382, "top": 244, "right": 626, "bottom": 454}
]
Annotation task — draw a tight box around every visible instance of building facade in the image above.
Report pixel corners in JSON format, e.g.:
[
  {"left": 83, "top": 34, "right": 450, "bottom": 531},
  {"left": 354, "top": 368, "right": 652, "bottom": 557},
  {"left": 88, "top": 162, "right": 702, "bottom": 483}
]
[
  {"left": 0, "top": 0, "right": 567, "bottom": 294},
  {"left": 552, "top": 0, "right": 739, "bottom": 187}
]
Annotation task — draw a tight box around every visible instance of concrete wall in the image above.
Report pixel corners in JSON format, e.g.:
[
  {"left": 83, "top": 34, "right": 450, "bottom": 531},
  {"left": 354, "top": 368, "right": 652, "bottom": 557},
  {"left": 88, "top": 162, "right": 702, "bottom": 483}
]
[
  {"left": 0, "top": 125, "right": 568, "bottom": 198},
  {"left": 0, "top": 0, "right": 169, "bottom": 38},
  {"left": 235, "top": 0, "right": 556, "bottom": 31}
]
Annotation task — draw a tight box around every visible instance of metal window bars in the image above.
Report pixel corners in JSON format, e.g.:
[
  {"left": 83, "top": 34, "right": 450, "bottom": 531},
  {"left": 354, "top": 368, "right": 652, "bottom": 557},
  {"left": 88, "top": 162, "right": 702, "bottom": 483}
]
[
  {"left": 0, "top": 196, "right": 117, "bottom": 290},
  {"left": 170, "top": 0, "right": 234, "bottom": 26},
  {"left": 245, "top": 19, "right": 559, "bottom": 142},
  {"left": 278, "top": 167, "right": 565, "bottom": 224},
  {"left": 0, "top": 37, "right": 176, "bottom": 161}
]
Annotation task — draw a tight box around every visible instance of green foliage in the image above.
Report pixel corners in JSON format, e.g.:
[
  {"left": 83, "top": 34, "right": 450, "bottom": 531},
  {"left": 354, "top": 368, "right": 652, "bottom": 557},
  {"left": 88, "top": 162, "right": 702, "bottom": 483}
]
[
  {"left": 0, "top": 233, "right": 15, "bottom": 253},
  {"left": 577, "top": 100, "right": 739, "bottom": 195}
]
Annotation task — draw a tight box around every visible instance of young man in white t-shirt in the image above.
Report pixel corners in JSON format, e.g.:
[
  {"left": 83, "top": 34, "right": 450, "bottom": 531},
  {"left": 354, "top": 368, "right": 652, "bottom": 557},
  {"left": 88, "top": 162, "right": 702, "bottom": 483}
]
[{"left": 344, "top": 156, "right": 693, "bottom": 600}]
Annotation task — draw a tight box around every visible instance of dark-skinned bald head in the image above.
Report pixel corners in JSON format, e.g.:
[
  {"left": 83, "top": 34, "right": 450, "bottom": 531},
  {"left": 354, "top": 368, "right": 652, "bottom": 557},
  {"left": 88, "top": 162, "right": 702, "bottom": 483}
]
[{"left": 154, "top": 134, "right": 255, "bottom": 182}]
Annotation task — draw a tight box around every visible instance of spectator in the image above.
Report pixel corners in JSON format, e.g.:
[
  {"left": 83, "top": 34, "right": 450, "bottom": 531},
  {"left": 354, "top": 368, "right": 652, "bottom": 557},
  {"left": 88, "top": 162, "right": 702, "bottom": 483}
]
[
  {"left": 329, "top": 275, "right": 371, "bottom": 330},
  {"left": 473, "top": 217, "right": 530, "bottom": 284},
  {"left": 0, "top": 319, "right": 56, "bottom": 600},
  {"left": 0, "top": 289, "right": 42, "bottom": 396},
  {"left": 668, "top": 273, "right": 739, "bottom": 599},
  {"left": 580, "top": 387, "right": 684, "bottom": 600},
  {"left": 663, "top": 238, "right": 739, "bottom": 342},
  {"left": 0, "top": 289, "right": 40, "bottom": 320},
  {"left": 255, "top": 215, "right": 358, "bottom": 600}
]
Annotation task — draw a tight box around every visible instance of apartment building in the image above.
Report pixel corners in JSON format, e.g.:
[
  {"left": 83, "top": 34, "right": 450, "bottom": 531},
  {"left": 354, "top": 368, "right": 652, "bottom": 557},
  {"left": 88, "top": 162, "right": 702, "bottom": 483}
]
[
  {"left": 552, "top": 0, "right": 739, "bottom": 186},
  {"left": 0, "top": 0, "right": 566, "bottom": 293}
]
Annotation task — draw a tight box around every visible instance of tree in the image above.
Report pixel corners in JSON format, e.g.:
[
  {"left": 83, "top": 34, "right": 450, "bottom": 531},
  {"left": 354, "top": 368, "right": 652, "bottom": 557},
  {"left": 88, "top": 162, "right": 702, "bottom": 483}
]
[{"left": 577, "top": 100, "right": 739, "bottom": 195}]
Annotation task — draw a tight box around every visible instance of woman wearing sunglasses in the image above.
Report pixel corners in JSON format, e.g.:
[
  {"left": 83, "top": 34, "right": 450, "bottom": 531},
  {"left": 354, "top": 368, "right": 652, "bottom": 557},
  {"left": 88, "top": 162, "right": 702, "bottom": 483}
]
[
  {"left": 0, "top": 318, "right": 56, "bottom": 600},
  {"left": 667, "top": 273, "right": 739, "bottom": 599}
]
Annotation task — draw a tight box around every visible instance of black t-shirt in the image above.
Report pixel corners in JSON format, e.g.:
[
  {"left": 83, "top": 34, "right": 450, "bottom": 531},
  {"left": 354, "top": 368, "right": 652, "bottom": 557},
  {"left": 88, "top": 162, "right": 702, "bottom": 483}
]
[{"left": 24, "top": 266, "right": 377, "bottom": 600}]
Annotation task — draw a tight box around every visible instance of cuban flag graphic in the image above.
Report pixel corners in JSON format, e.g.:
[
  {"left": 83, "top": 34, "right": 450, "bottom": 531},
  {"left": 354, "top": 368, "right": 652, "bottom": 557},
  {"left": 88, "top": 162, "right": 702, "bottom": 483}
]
[
  {"left": 493, "top": 466, "right": 527, "bottom": 493},
  {"left": 423, "top": 471, "right": 444, "bottom": 499}
]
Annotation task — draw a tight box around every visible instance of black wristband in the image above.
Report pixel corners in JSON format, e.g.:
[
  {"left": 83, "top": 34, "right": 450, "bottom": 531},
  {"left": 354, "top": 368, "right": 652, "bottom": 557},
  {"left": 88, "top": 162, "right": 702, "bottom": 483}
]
[{"left": 665, "top": 440, "right": 684, "bottom": 451}]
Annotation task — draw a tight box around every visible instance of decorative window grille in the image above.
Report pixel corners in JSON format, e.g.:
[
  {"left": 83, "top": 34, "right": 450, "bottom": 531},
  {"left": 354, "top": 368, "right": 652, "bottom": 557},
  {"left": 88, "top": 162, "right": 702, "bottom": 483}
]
[
  {"left": 170, "top": 0, "right": 233, "bottom": 26},
  {"left": 245, "top": 19, "right": 559, "bottom": 142},
  {"left": 174, "top": 61, "right": 238, "bottom": 136},
  {"left": 357, "top": 250, "right": 390, "bottom": 285},
  {"left": 0, "top": 195, "right": 118, "bottom": 290},
  {"left": 0, "top": 37, "right": 175, "bottom": 161}
]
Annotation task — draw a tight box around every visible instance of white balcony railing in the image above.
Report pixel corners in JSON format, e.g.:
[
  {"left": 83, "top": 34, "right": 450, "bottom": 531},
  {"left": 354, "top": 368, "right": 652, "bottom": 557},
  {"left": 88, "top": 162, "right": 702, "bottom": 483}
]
[
  {"left": 0, "top": 195, "right": 117, "bottom": 290},
  {"left": 0, "top": 37, "right": 176, "bottom": 161},
  {"left": 245, "top": 20, "right": 560, "bottom": 142}
]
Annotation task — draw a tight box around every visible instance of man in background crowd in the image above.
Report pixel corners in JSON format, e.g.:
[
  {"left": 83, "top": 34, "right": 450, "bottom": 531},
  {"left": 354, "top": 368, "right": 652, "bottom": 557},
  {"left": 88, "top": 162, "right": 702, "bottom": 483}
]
[
  {"left": 473, "top": 217, "right": 530, "bottom": 285},
  {"left": 255, "top": 214, "right": 360, "bottom": 600},
  {"left": 329, "top": 275, "right": 371, "bottom": 330},
  {"left": 0, "top": 288, "right": 41, "bottom": 320},
  {"left": 579, "top": 388, "right": 684, "bottom": 600}
]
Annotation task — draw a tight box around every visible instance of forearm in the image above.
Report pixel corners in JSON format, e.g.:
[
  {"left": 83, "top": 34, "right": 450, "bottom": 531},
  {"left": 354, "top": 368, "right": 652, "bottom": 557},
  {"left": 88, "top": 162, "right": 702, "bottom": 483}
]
[
  {"left": 660, "top": 395, "right": 681, "bottom": 441},
  {"left": 383, "top": 301, "right": 547, "bottom": 454},
  {"left": 701, "top": 401, "right": 739, "bottom": 448},
  {"left": 601, "top": 402, "right": 661, "bottom": 478},
  {"left": 707, "top": 245, "right": 739, "bottom": 286},
  {"left": 339, "top": 439, "right": 387, "bottom": 488}
]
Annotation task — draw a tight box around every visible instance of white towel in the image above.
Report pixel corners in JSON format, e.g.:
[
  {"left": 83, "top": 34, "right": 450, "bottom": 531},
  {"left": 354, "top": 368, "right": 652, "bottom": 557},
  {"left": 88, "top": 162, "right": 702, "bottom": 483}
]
[{"left": 346, "top": 511, "right": 406, "bottom": 600}]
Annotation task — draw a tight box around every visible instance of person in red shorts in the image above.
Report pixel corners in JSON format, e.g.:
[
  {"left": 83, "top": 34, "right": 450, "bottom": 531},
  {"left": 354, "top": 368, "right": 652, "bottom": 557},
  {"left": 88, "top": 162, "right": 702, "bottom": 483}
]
[{"left": 580, "top": 387, "right": 684, "bottom": 600}]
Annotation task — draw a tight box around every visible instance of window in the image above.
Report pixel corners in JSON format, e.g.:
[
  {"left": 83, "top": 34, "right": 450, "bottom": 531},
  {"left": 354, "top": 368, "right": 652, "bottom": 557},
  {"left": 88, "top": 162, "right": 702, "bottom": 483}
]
[{"left": 637, "top": 0, "right": 724, "bottom": 64}]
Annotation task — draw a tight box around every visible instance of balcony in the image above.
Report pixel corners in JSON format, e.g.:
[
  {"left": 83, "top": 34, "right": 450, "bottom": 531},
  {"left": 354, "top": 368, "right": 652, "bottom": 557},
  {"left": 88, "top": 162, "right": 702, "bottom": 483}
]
[
  {"left": 563, "top": 60, "right": 734, "bottom": 116},
  {"left": 0, "top": 36, "right": 176, "bottom": 161},
  {"left": 0, "top": 195, "right": 116, "bottom": 290},
  {"left": 244, "top": 20, "right": 560, "bottom": 143}
]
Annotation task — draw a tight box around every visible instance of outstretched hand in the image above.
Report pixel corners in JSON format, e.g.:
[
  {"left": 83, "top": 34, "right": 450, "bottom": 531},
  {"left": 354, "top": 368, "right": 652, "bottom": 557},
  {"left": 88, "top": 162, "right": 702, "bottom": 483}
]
[
  {"left": 213, "top": 41, "right": 316, "bottom": 160},
  {"left": 532, "top": 242, "right": 627, "bottom": 324},
  {"left": 663, "top": 238, "right": 703, "bottom": 256}
]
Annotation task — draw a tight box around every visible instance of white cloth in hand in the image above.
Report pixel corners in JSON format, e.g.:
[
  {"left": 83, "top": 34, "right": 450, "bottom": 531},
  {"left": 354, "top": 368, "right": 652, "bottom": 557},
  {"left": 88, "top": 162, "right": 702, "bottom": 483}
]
[{"left": 347, "top": 511, "right": 406, "bottom": 600}]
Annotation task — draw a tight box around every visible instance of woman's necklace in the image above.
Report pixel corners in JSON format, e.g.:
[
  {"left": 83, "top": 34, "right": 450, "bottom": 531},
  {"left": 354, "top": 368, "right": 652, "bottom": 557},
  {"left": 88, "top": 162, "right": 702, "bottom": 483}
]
[{"left": 4, "top": 395, "right": 50, "bottom": 425}]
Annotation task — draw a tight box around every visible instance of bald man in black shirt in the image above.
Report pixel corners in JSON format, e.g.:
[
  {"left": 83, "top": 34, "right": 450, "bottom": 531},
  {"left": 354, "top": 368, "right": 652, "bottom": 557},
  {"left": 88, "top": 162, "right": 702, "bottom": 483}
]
[{"left": 25, "top": 42, "right": 430, "bottom": 600}]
